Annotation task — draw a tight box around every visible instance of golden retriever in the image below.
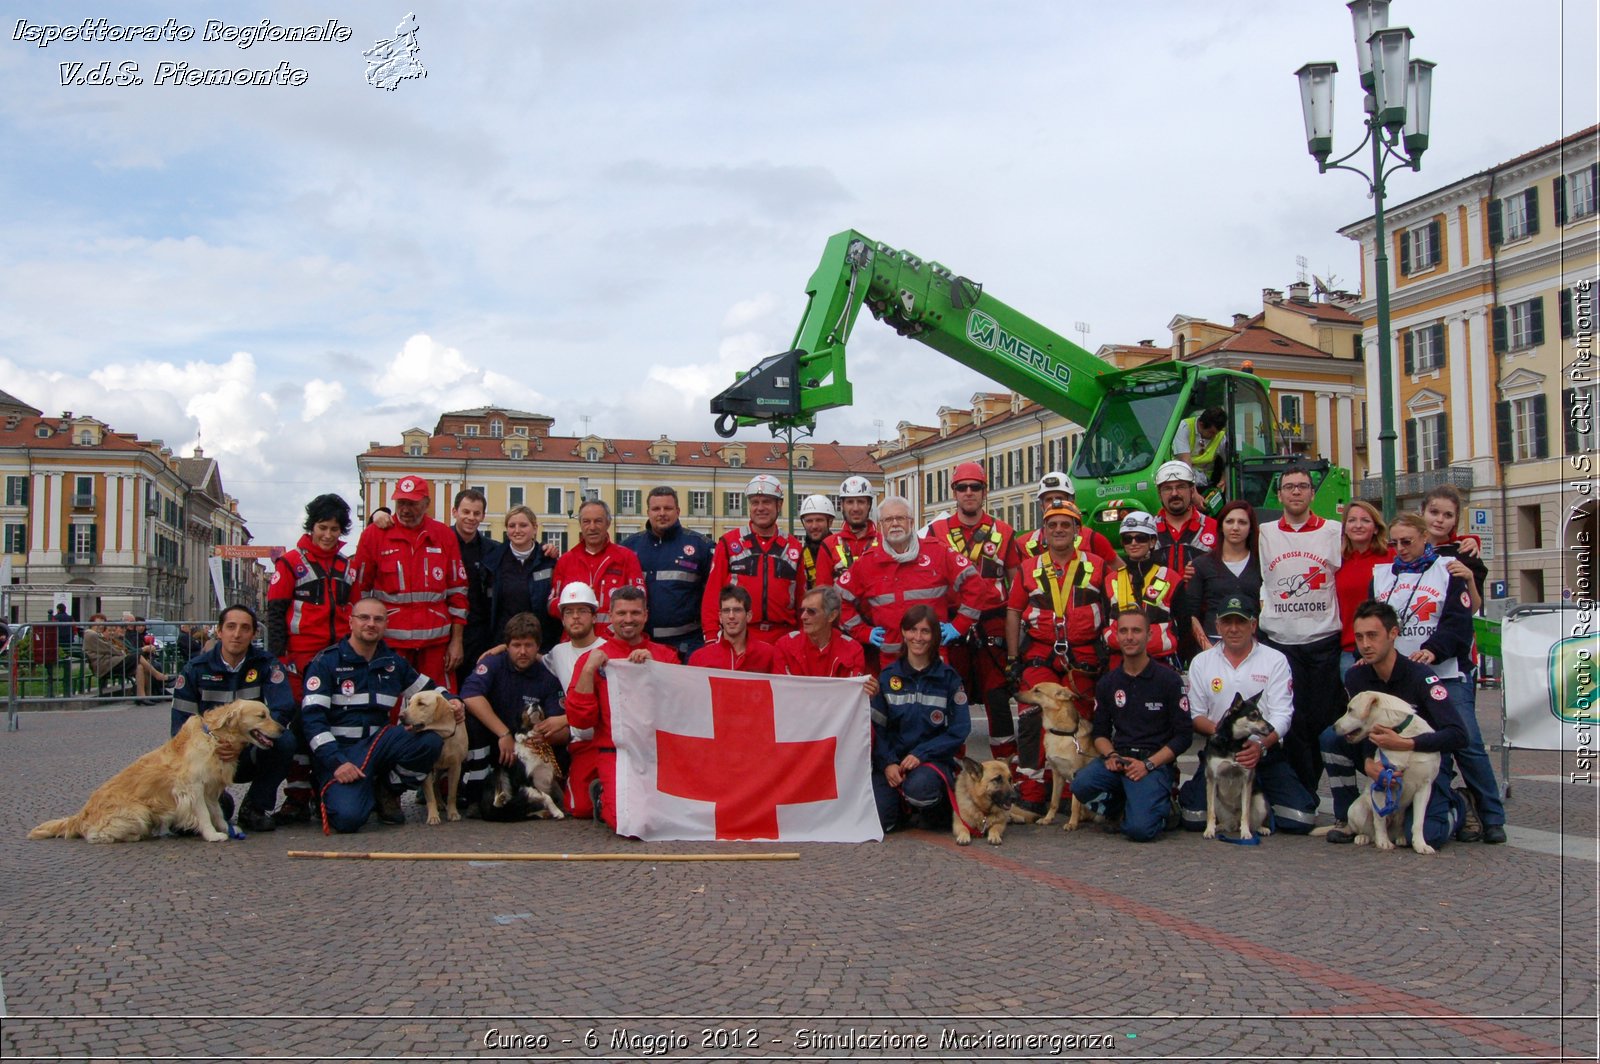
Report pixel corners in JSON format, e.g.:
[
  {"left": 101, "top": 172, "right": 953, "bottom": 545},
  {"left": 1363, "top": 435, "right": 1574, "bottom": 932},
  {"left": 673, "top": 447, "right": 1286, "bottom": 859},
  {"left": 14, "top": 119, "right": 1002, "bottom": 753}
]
[
  {"left": 29, "top": 700, "right": 283, "bottom": 843},
  {"left": 1014, "top": 683, "right": 1096, "bottom": 830},
  {"left": 400, "top": 690, "right": 467, "bottom": 825}
]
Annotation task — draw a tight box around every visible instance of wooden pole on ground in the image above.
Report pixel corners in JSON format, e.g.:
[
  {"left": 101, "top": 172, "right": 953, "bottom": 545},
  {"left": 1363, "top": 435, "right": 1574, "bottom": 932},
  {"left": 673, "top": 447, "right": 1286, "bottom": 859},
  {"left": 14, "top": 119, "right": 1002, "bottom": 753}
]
[{"left": 288, "top": 850, "right": 799, "bottom": 862}]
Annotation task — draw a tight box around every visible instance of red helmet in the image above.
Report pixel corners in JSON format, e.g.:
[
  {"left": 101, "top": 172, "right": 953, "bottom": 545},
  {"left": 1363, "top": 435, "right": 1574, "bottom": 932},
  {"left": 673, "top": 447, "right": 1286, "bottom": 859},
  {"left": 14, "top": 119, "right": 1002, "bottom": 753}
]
[{"left": 952, "top": 461, "right": 987, "bottom": 487}]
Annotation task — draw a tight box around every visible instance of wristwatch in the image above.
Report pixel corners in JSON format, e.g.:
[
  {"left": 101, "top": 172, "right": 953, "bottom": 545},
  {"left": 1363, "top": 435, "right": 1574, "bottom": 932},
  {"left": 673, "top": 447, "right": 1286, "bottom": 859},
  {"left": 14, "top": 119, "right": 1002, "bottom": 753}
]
[
  {"left": 1142, "top": 758, "right": 1157, "bottom": 773},
  {"left": 1247, "top": 735, "right": 1267, "bottom": 749}
]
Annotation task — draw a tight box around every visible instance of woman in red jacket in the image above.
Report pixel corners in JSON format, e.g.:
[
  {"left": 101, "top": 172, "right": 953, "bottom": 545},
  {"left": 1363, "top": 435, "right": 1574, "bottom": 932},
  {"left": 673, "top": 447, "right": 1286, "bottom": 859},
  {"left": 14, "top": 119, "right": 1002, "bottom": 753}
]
[{"left": 1335, "top": 499, "right": 1392, "bottom": 676}]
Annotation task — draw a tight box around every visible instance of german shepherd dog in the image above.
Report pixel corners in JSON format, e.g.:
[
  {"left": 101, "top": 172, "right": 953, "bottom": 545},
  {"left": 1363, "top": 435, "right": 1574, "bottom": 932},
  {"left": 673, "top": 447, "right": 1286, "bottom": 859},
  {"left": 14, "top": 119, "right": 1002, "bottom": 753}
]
[
  {"left": 1013, "top": 682, "right": 1096, "bottom": 830},
  {"left": 1203, "top": 692, "right": 1274, "bottom": 841},
  {"left": 480, "top": 702, "right": 565, "bottom": 822},
  {"left": 952, "top": 757, "right": 1018, "bottom": 846}
]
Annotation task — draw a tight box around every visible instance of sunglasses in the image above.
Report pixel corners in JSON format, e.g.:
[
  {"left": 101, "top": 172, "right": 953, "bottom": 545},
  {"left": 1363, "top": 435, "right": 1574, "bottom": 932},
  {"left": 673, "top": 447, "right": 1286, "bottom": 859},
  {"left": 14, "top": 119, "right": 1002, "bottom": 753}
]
[
  {"left": 953, "top": 482, "right": 985, "bottom": 493},
  {"left": 1120, "top": 533, "right": 1153, "bottom": 544},
  {"left": 799, "top": 606, "right": 823, "bottom": 616},
  {"left": 1392, "top": 536, "right": 1417, "bottom": 547}
]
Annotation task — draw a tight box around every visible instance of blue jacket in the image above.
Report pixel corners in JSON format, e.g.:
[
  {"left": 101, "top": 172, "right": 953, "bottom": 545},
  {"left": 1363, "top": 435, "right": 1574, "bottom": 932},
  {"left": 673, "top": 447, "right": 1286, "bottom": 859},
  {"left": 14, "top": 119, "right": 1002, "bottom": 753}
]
[
  {"left": 301, "top": 637, "right": 448, "bottom": 774},
  {"left": 170, "top": 643, "right": 296, "bottom": 736},
  {"left": 870, "top": 657, "right": 971, "bottom": 770},
  {"left": 1343, "top": 655, "right": 1468, "bottom": 755},
  {"left": 479, "top": 538, "right": 558, "bottom": 648},
  {"left": 622, "top": 521, "right": 712, "bottom": 642}
]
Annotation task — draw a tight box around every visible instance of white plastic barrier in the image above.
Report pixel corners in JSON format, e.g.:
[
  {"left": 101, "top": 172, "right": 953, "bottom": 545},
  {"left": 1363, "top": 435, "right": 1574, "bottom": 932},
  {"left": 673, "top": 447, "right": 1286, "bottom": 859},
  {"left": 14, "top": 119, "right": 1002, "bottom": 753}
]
[{"left": 1501, "top": 603, "right": 1597, "bottom": 752}]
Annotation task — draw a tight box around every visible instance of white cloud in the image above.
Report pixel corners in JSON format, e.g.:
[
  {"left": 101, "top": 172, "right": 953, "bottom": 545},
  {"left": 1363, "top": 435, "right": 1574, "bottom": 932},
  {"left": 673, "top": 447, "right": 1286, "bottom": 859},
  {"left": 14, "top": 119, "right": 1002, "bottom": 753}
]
[{"left": 302, "top": 379, "right": 345, "bottom": 422}]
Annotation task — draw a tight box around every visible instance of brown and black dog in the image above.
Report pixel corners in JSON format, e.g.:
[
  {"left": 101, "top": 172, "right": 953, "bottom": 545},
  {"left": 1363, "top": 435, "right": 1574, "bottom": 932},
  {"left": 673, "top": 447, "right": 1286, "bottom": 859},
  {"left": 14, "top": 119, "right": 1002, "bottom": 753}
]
[
  {"left": 952, "top": 757, "right": 1019, "bottom": 846},
  {"left": 1013, "top": 683, "right": 1096, "bottom": 830}
]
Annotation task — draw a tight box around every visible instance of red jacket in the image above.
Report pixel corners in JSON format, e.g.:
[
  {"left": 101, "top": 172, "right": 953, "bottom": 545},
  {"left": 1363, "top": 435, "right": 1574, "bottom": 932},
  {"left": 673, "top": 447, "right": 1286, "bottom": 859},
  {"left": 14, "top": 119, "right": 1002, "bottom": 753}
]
[
  {"left": 1008, "top": 549, "right": 1110, "bottom": 668},
  {"left": 565, "top": 635, "right": 680, "bottom": 749},
  {"left": 267, "top": 534, "right": 354, "bottom": 663},
  {"left": 928, "top": 512, "right": 1020, "bottom": 622},
  {"left": 1155, "top": 510, "right": 1218, "bottom": 577},
  {"left": 814, "top": 522, "right": 879, "bottom": 586},
  {"left": 776, "top": 629, "right": 868, "bottom": 677},
  {"left": 703, "top": 525, "right": 804, "bottom": 643},
  {"left": 1017, "top": 526, "right": 1119, "bottom": 566},
  {"left": 687, "top": 637, "right": 781, "bottom": 674},
  {"left": 352, "top": 518, "right": 467, "bottom": 648},
  {"left": 836, "top": 539, "right": 1000, "bottom": 661},
  {"left": 549, "top": 540, "right": 645, "bottom": 638}
]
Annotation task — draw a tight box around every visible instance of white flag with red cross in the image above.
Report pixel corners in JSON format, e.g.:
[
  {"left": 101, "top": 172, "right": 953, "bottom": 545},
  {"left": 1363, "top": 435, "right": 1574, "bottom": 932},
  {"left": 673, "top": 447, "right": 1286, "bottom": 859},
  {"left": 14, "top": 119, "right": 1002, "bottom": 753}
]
[{"left": 608, "top": 662, "right": 881, "bottom": 843}]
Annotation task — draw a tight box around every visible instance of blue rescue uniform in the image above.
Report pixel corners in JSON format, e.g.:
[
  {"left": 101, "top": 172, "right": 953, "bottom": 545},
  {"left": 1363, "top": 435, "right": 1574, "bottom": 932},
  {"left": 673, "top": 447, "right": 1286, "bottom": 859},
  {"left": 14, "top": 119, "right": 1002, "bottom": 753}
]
[
  {"left": 1071, "top": 661, "right": 1191, "bottom": 841},
  {"left": 169, "top": 643, "right": 298, "bottom": 818},
  {"left": 623, "top": 521, "right": 711, "bottom": 661},
  {"left": 301, "top": 637, "right": 448, "bottom": 833},
  {"left": 458, "top": 653, "right": 568, "bottom": 802},
  {"left": 869, "top": 657, "right": 971, "bottom": 831}
]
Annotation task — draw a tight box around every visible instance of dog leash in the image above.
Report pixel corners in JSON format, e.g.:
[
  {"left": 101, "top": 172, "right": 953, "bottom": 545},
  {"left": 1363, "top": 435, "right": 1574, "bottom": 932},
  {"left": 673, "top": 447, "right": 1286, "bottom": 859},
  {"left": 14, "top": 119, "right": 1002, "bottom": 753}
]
[
  {"left": 320, "top": 724, "right": 395, "bottom": 836},
  {"left": 1369, "top": 750, "right": 1403, "bottom": 818},
  {"left": 919, "top": 762, "right": 984, "bottom": 838}
]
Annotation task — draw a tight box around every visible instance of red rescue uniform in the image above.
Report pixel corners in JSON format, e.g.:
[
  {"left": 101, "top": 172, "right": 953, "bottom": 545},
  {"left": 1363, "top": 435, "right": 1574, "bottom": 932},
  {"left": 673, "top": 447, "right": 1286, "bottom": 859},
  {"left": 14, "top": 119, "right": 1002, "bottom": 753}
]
[
  {"left": 1017, "top": 525, "right": 1119, "bottom": 566},
  {"left": 776, "top": 629, "right": 868, "bottom": 678},
  {"left": 267, "top": 534, "right": 355, "bottom": 697},
  {"left": 351, "top": 516, "right": 467, "bottom": 691},
  {"left": 564, "top": 635, "right": 680, "bottom": 827},
  {"left": 814, "top": 522, "right": 879, "bottom": 586},
  {"left": 549, "top": 541, "right": 645, "bottom": 640},
  {"left": 687, "top": 638, "right": 781, "bottom": 674},
  {"left": 1105, "top": 558, "right": 1182, "bottom": 664},
  {"left": 702, "top": 526, "right": 804, "bottom": 645},
  {"left": 929, "top": 511, "right": 1021, "bottom": 759},
  {"left": 835, "top": 539, "right": 998, "bottom": 663}
]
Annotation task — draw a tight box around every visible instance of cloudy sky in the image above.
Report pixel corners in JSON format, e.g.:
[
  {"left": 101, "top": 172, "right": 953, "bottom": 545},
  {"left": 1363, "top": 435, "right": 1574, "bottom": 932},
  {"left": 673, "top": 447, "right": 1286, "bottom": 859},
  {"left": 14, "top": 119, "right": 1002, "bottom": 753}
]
[{"left": 1, "top": 1, "right": 1594, "bottom": 549}]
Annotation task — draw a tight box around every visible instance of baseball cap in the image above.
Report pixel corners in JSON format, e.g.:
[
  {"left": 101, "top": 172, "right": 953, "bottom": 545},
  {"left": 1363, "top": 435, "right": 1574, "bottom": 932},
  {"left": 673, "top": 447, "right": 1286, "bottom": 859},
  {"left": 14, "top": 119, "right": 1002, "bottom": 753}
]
[
  {"left": 1217, "top": 594, "right": 1257, "bottom": 620},
  {"left": 392, "top": 475, "right": 430, "bottom": 501},
  {"left": 1155, "top": 460, "right": 1195, "bottom": 485}
]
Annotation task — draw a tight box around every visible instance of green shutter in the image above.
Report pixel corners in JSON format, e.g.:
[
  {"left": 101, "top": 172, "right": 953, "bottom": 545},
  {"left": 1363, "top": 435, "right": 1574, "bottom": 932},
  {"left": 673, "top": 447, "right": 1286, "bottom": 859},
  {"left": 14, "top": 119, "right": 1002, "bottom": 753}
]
[
  {"left": 1496, "top": 400, "right": 1513, "bottom": 461},
  {"left": 1428, "top": 220, "right": 1441, "bottom": 266},
  {"left": 1488, "top": 199, "right": 1504, "bottom": 246},
  {"left": 1439, "top": 413, "right": 1450, "bottom": 466},
  {"left": 1532, "top": 393, "right": 1549, "bottom": 458},
  {"left": 1399, "top": 230, "right": 1412, "bottom": 275},
  {"left": 1555, "top": 175, "right": 1568, "bottom": 225},
  {"left": 1530, "top": 297, "right": 1545, "bottom": 346},
  {"left": 1433, "top": 323, "right": 1446, "bottom": 369},
  {"left": 1405, "top": 419, "right": 1418, "bottom": 471},
  {"left": 1403, "top": 329, "right": 1415, "bottom": 374},
  {"left": 1525, "top": 187, "right": 1540, "bottom": 235},
  {"left": 1492, "top": 306, "right": 1508, "bottom": 353},
  {"left": 1561, "top": 288, "right": 1574, "bottom": 339}
]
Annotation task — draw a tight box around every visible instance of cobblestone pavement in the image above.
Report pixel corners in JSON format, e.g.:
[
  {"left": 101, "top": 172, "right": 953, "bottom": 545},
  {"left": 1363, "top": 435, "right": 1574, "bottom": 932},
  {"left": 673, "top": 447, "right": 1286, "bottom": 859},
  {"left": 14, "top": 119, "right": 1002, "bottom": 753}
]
[{"left": 0, "top": 695, "right": 1594, "bottom": 1062}]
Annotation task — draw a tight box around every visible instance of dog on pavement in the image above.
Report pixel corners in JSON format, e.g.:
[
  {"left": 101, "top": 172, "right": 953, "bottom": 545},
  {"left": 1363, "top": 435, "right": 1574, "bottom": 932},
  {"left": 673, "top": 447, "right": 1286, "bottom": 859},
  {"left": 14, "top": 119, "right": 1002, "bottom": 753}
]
[
  {"left": 29, "top": 700, "right": 283, "bottom": 843},
  {"left": 1013, "top": 682, "right": 1096, "bottom": 830},
  {"left": 952, "top": 757, "right": 1018, "bottom": 846},
  {"left": 1332, "top": 690, "right": 1441, "bottom": 854},
  {"left": 481, "top": 702, "right": 565, "bottom": 822},
  {"left": 400, "top": 691, "right": 467, "bottom": 826},
  {"left": 1203, "top": 692, "right": 1274, "bottom": 841}
]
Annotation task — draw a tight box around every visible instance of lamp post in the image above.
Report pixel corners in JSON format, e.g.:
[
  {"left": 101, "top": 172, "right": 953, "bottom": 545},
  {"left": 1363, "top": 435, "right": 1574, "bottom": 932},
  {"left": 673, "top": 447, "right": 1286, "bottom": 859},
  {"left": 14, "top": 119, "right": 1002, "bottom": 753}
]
[{"left": 1296, "top": 0, "right": 1435, "bottom": 519}]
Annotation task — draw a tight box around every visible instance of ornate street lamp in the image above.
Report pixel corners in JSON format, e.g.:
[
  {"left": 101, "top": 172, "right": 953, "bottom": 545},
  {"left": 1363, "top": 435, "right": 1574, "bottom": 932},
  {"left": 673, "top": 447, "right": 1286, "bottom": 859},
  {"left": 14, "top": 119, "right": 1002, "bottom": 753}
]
[{"left": 1295, "top": 0, "right": 1435, "bottom": 518}]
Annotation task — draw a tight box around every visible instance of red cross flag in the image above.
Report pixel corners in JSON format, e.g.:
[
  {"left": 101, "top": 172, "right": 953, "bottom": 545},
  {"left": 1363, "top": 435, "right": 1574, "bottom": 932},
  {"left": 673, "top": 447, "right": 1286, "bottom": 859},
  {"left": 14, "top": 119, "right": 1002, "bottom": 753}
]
[{"left": 608, "top": 663, "right": 881, "bottom": 843}]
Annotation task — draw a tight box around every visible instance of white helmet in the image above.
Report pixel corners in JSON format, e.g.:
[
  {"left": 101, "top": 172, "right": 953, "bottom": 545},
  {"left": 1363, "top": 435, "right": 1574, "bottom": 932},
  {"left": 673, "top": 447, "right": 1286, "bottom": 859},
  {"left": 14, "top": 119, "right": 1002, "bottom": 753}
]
[
  {"left": 1036, "top": 471, "right": 1075, "bottom": 500},
  {"left": 799, "top": 494, "right": 836, "bottom": 518},
  {"left": 839, "top": 475, "right": 873, "bottom": 498},
  {"left": 558, "top": 582, "right": 599, "bottom": 610},
  {"left": 1155, "top": 460, "right": 1196, "bottom": 484},
  {"left": 745, "top": 474, "right": 784, "bottom": 499},
  {"left": 1119, "top": 511, "right": 1159, "bottom": 538}
]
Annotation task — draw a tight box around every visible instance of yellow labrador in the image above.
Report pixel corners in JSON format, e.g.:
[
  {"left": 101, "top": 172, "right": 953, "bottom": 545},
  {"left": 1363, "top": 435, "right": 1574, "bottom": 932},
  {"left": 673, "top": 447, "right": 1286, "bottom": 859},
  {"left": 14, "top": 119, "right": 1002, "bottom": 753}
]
[{"left": 400, "top": 691, "right": 467, "bottom": 825}]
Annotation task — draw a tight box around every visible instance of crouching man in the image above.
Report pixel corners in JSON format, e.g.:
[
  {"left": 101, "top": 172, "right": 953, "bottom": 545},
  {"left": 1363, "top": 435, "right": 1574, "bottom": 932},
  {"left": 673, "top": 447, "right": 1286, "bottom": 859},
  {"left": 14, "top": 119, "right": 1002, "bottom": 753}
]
[
  {"left": 1321, "top": 600, "right": 1468, "bottom": 849},
  {"left": 1068, "top": 609, "right": 1191, "bottom": 841},
  {"left": 301, "top": 597, "right": 459, "bottom": 833}
]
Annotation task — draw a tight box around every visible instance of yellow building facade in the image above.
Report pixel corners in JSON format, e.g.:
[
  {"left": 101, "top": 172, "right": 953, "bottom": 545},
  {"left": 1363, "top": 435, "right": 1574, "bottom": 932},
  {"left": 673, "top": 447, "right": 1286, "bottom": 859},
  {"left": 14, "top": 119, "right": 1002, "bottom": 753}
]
[{"left": 1339, "top": 125, "right": 1598, "bottom": 601}]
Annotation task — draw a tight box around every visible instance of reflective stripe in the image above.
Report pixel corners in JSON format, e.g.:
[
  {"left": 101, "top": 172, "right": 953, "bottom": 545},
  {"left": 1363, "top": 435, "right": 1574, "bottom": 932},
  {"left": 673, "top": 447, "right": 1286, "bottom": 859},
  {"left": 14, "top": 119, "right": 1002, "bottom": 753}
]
[
  {"left": 173, "top": 704, "right": 196, "bottom": 717},
  {"left": 864, "top": 593, "right": 896, "bottom": 607},
  {"left": 1272, "top": 804, "right": 1316, "bottom": 825},
  {"left": 1180, "top": 807, "right": 1206, "bottom": 823},
  {"left": 595, "top": 612, "right": 611, "bottom": 625},
  {"left": 393, "top": 766, "right": 428, "bottom": 783},
  {"left": 309, "top": 731, "right": 336, "bottom": 750},
  {"left": 371, "top": 590, "right": 443, "bottom": 604},
  {"left": 869, "top": 708, "right": 888, "bottom": 727},
  {"left": 957, "top": 605, "right": 982, "bottom": 620},
  {"left": 449, "top": 606, "right": 468, "bottom": 621},
  {"left": 653, "top": 622, "right": 698, "bottom": 638},
  {"left": 652, "top": 571, "right": 697, "bottom": 583},
  {"left": 462, "top": 766, "right": 492, "bottom": 783},
  {"left": 1322, "top": 751, "right": 1353, "bottom": 768},
  {"left": 200, "top": 686, "right": 260, "bottom": 703},
  {"left": 373, "top": 693, "right": 399, "bottom": 707},
  {"left": 401, "top": 675, "right": 432, "bottom": 700},
  {"left": 331, "top": 725, "right": 371, "bottom": 739},
  {"left": 332, "top": 693, "right": 378, "bottom": 707},
  {"left": 387, "top": 624, "right": 452, "bottom": 641},
  {"left": 303, "top": 693, "right": 332, "bottom": 709},
  {"left": 901, "top": 586, "right": 947, "bottom": 601},
  {"left": 571, "top": 727, "right": 595, "bottom": 742},
  {"left": 885, "top": 692, "right": 947, "bottom": 708}
]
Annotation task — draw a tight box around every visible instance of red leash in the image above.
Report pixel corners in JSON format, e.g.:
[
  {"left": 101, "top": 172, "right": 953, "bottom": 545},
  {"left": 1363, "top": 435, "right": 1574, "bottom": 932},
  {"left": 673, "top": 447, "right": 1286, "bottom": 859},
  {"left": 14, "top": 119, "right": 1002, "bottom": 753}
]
[{"left": 319, "top": 724, "right": 395, "bottom": 836}]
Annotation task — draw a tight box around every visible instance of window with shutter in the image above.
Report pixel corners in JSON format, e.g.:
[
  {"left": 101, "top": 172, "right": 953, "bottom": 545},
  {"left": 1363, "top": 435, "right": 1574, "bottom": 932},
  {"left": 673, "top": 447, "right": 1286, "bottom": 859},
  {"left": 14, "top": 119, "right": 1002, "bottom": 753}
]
[
  {"left": 1499, "top": 190, "right": 1534, "bottom": 242},
  {"left": 1492, "top": 306, "right": 1508, "bottom": 353},
  {"left": 1495, "top": 400, "right": 1513, "bottom": 460},
  {"left": 1404, "top": 419, "right": 1418, "bottom": 472},
  {"left": 1561, "top": 288, "right": 1573, "bottom": 339},
  {"left": 1524, "top": 187, "right": 1540, "bottom": 236},
  {"left": 1403, "top": 329, "right": 1415, "bottom": 374},
  {"left": 1532, "top": 393, "right": 1549, "bottom": 458},
  {"left": 1506, "top": 298, "right": 1543, "bottom": 351},
  {"left": 1488, "top": 198, "right": 1504, "bottom": 247},
  {"left": 1508, "top": 395, "right": 1549, "bottom": 460}
]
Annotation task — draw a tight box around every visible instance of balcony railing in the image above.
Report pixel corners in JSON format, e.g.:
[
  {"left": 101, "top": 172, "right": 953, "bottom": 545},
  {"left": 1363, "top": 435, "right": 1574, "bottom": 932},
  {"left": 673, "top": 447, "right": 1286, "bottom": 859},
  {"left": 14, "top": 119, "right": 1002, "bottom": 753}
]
[
  {"left": 1354, "top": 465, "right": 1474, "bottom": 501},
  {"left": 64, "top": 552, "right": 96, "bottom": 567},
  {"left": 1276, "top": 422, "right": 1317, "bottom": 449},
  {"left": 72, "top": 493, "right": 95, "bottom": 509}
]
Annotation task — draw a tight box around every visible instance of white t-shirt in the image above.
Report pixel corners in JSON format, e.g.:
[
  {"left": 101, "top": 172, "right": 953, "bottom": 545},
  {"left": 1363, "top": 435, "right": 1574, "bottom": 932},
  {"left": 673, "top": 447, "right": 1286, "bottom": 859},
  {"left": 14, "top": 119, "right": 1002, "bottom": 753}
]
[
  {"left": 542, "top": 639, "right": 600, "bottom": 742},
  {"left": 1257, "top": 515, "right": 1343, "bottom": 645},
  {"left": 1185, "top": 641, "right": 1296, "bottom": 739}
]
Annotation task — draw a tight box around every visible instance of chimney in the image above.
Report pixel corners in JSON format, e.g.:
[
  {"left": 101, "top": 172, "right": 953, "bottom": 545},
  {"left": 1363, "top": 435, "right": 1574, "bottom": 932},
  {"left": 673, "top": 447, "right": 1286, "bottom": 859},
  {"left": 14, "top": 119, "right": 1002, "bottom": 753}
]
[
  {"left": 1287, "top": 280, "right": 1311, "bottom": 302},
  {"left": 1232, "top": 313, "right": 1252, "bottom": 328},
  {"left": 1138, "top": 339, "right": 1155, "bottom": 347},
  {"left": 192, "top": 445, "right": 204, "bottom": 458},
  {"left": 1263, "top": 288, "right": 1283, "bottom": 304},
  {"left": 368, "top": 441, "right": 380, "bottom": 450}
]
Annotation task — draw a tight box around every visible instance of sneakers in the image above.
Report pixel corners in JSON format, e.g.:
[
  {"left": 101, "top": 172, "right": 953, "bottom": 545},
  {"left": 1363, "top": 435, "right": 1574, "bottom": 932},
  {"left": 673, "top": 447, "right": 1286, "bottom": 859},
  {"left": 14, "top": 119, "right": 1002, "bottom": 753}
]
[
  {"left": 374, "top": 784, "right": 405, "bottom": 825},
  {"left": 1454, "top": 787, "right": 1483, "bottom": 843},
  {"left": 219, "top": 792, "right": 235, "bottom": 824},
  {"left": 273, "top": 801, "right": 313, "bottom": 825},
  {"left": 1325, "top": 827, "right": 1358, "bottom": 844},
  {"left": 1165, "top": 794, "right": 1182, "bottom": 832},
  {"left": 237, "top": 804, "right": 277, "bottom": 833},
  {"left": 589, "top": 779, "right": 605, "bottom": 823},
  {"left": 1482, "top": 824, "right": 1508, "bottom": 845}
]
